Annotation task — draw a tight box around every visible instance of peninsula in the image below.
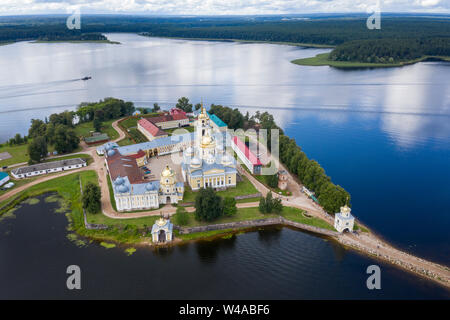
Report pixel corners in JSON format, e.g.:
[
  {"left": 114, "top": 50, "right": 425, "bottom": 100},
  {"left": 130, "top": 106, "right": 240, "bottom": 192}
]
[{"left": 0, "top": 97, "right": 449, "bottom": 290}]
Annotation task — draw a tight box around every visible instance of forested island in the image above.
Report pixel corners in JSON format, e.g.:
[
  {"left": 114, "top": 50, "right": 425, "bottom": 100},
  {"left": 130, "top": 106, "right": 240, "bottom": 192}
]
[{"left": 0, "top": 14, "right": 448, "bottom": 66}]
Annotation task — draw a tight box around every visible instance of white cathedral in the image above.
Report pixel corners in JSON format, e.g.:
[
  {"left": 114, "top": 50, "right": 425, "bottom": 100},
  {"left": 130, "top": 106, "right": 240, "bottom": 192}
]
[{"left": 181, "top": 106, "right": 237, "bottom": 190}]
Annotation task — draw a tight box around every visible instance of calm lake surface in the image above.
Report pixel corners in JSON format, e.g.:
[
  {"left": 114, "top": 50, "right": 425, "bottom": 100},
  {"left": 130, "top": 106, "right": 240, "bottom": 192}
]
[
  {"left": 0, "top": 194, "right": 448, "bottom": 299},
  {"left": 0, "top": 33, "right": 449, "bottom": 299}
]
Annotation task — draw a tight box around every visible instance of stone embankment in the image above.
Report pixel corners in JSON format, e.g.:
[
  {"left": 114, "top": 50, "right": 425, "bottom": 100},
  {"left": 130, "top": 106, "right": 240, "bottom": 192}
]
[
  {"left": 176, "top": 216, "right": 339, "bottom": 238},
  {"left": 337, "top": 234, "right": 450, "bottom": 287}
]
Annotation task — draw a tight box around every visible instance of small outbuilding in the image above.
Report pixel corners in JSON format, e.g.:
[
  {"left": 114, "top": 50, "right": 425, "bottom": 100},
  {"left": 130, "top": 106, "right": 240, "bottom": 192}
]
[
  {"left": 0, "top": 171, "right": 10, "bottom": 186},
  {"left": 278, "top": 170, "right": 288, "bottom": 190},
  {"left": 334, "top": 204, "right": 355, "bottom": 233},
  {"left": 151, "top": 217, "right": 173, "bottom": 243}
]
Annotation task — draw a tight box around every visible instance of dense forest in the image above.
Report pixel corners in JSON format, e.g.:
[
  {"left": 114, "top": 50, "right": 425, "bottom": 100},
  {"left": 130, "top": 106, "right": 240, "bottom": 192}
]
[
  {"left": 330, "top": 37, "right": 450, "bottom": 63},
  {"left": 76, "top": 97, "right": 135, "bottom": 123},
  {"left": 0, "top": 15, "right": 449, "bottom": 63}
]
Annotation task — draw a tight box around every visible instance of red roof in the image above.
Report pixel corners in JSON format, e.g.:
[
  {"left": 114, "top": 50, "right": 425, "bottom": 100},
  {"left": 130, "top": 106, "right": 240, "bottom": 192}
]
[
  {"left": 232, "top": 136, "right": 262, "bottom": 166},
  {"left": 106, "top": 151, "right": 144, "bottom": 184},
  {"left": 128, "top": 149, "right": 146, "bottom": 159},
  {"left": 138, "top": 118, "right": 167, "bottom": 137},
  {"left": 170, "top": 108, "right": 186, "bottom": 117},
  {"left": 147, "top": 113, "right": 188, "bottom": 124}
]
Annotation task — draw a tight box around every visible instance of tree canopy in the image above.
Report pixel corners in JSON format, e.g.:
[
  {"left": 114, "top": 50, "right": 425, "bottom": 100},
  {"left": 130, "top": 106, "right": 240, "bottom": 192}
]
[
  {"left": 82, "top": 182, "right": 101, "bottom": 214},
  {"left": 194, "top": 187, "right": 224, "bottom": 222}
]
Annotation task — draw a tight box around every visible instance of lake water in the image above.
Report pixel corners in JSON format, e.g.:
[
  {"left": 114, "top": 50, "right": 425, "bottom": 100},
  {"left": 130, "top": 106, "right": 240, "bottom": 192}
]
[
  {"left": 0, "top": 194, "right": 448, "bottom": 299},
  {"left": 0, "top": 33, "right": 448, "bottom": 298}
]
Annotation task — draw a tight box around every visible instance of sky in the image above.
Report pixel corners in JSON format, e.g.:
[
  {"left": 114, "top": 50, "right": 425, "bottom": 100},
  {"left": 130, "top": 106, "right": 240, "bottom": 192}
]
[{"left": 0, "top": 0, "right": 448, "bottom": 16}]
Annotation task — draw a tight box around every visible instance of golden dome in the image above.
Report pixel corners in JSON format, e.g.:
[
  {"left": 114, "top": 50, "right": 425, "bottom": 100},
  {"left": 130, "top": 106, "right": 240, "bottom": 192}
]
[
  {"left": 161, "top": 165, "right": 174, "bottom": 177},
  {"left": 341, "top": 204, "right": 351, "bottom": 215},
  {"left": 198, "top": 103, "right": 208, "bottom": 120},
  {"left": 156, "top": 217, "right": 167, "bottom": 227},
  {"left": 202, "top": 135, "right": 212, "bottom": 145},
  {"left": 200, "top": 132, "right": 215, "bottom": 148}
]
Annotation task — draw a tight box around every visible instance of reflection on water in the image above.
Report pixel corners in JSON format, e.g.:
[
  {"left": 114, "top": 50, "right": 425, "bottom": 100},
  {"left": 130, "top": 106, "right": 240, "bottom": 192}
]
[
  {"left": 0, "top": 195, "right": 449, "bottom": 299},
  {"left": 0, "top": 34, "right": 448, "bottom": 280},
  {"left": 0, "top": 33, "right": 448, "bottom": 148}
]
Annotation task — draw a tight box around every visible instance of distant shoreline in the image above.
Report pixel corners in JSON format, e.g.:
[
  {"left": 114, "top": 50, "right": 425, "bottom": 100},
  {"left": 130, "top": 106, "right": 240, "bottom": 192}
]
[
  {"left": 32, "top": 39, "right": 121, "bottom": 44},
  {"left": 138, "top": 34, "right": 335, "bottom": 48},
  {"left": 291, "top": 52, "right": 450, "bottom": 68}
]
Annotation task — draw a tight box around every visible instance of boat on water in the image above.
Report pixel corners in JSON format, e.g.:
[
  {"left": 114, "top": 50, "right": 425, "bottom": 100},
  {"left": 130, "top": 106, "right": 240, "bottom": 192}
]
[{"left": 81, "top": 76, "right": 92, "bottom": 81}]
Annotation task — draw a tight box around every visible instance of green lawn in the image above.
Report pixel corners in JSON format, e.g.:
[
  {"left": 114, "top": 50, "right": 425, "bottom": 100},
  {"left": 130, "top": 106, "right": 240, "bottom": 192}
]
[
  {"left": 0, "top": 170, "right": 97, "bottom": 212},
  {"left": 280, "top": 207, "right": 335, "bottom": 231},
  {"left": 165, "top": 126, "right": 195, "bottom": 135},
  {"left": 181, "top": 175, "right": 259, "bottom": 203},
  {"left": 74, "top": 118, "right": 119, "bottom": 140},
  {"left": 128, "top": 128, "right": 148, "bottom": 143},
  {"left": 292, "top": 53, "right": 450, "bottom": 68},
  {"left": 172, "top": 205, "right": 335, "bottom": 240},
  {"left": 87, "top": 210, "right": 160, "bottom": 228},
  {"left": 253, "top": 174, "right": 290, "bottom": 196},
  {"left": 0, "top": 143, "right": 29, "bottom": 166},
  {"left": 117, "top": 137, "right": 135, "bottom": 146},
  {"left": 119, "top": 117, "right": 138, "bottom": 130},
  {"left": 175, "top": 206, "right": 279, "bottom": 227}
]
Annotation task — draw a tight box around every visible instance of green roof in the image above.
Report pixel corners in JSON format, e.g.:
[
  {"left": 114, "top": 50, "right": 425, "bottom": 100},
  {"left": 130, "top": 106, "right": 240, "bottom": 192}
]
[
  {"left": 207, "top": 113, "right": 227, "bottom": 127},
  {"left": 85, "top": 133, "right": 109, "bottom": 143},
  {"left": 0, "top": 171, "right": 8, "bottom": 179}
]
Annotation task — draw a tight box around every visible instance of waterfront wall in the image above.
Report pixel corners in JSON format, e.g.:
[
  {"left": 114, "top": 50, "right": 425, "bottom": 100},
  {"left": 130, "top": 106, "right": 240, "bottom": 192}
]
[{"left": 176, "top": 216, "right": 339, "bottom": 238}]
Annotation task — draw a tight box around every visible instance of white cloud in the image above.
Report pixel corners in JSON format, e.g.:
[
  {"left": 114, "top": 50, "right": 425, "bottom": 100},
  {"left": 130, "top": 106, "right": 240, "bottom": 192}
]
[{"left": 0, "top": 0, "right": 448, "bottom": 15}]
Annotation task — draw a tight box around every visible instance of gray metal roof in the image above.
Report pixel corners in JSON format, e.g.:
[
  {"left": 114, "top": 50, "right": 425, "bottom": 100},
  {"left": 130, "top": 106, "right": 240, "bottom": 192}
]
[
  {"left": 116, "top": 132, "right": 195, "bottom": 155},
  {"left": 12, "top": 158, "right": 86, "bottom": 175}
]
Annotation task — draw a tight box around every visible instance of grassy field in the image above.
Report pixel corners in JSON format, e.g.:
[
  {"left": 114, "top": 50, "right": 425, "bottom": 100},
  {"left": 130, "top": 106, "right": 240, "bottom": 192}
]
[
  {"left": 181, "top": 175, "right": 259, "bottom": 203},
  {"left": 253, "top": 174, "right": 290, "bottom": 196},
  {"left": 173, "top": 205, "right": 335, "bottom": 240},
  {"left": 280, "top": 206, "right": 335, "bottom": 231},
  {"left": 0, "top": 170, "right": 97, "bottom": 213},
  {"left": 117, "top": 137, "right": 135, "bottom": 146},
  {"left": 175, "top": 206, "right": 279, "bottom": 227},
  {"left": 128, "top": 128, "right": 148, "bottom": 143},
  {"left": 0, "top": 143, "right": 29, "bottom": 166},
  {"left": 87, "top": 210, "right": 160, "bottom": 228},
  {"left": 74, "top": 118, "right": 119, "bottom": 140},
  {"left": 292, "top": 53, "right": 450, "bottom": 68},
  {"left": 119, "top": 117, "right": 138, "bottom": 130},
  {"left": 164, "top": 126, "right": 195, "bottom": 134}
]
